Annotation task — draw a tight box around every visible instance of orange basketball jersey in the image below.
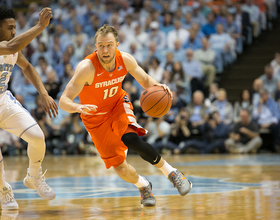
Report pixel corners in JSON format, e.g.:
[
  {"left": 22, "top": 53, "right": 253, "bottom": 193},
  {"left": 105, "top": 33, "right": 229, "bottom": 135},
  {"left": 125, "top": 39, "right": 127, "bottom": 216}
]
[{"left": 79, "top": 49, "right": 127, "bottom": 114}]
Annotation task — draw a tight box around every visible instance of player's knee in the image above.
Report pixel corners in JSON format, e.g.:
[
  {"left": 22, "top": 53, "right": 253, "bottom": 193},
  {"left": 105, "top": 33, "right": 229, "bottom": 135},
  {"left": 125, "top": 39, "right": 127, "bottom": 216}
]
[
  {"left": 121, "top": 132, "right": 139, "bottom": 148},
  {"left": 22, "top": 125, "right": 45, "bottom": 146}
]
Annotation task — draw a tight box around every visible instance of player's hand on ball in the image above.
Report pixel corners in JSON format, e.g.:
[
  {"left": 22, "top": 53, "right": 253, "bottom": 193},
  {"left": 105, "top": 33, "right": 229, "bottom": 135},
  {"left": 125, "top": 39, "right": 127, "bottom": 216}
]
[
  {"left": 76, "top": 104, "right": 98, "bottom": 115},
  {"left": 38, "top": 7, "right": 53, "bottom": 28},
  {"left": 154, "top": 83, "right": 173, "bottom": 99}
]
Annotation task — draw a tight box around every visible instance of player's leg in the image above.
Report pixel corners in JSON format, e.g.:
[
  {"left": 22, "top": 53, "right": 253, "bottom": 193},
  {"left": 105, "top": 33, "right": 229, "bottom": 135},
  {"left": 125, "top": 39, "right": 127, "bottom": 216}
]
[
  {"left": 20, "top": 124, "right": 55, "bottom": 200},
  {"left": 0, "top": 151, "right": 18, "bottom": 210},
  {"left": 121, "top": 131, "right": 192, "bottom": 196},
  {"left": 0, "top": 93, "right": 55, "bottom": 200},
  {"left": 114, "top": 160, "right": 156, "bottom": 206}
]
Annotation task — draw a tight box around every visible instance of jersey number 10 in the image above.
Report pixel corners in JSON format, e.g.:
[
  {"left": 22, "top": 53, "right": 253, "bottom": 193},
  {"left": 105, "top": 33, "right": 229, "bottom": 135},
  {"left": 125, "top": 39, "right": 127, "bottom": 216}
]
[{"left": 103, "top": 86, "right": 118, "bottom": 100}]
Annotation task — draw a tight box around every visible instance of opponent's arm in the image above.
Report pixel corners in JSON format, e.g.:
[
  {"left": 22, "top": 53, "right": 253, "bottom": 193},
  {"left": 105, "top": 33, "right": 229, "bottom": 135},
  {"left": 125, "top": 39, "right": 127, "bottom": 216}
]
[
  {"left": 0, "top": 8, "right": 52, "bottom": 55},
  {"left": 122, "top": 52, "right": 172, "bottom": 97},
  {"left": 16, "top": 51, "right": 58, "bottom": 118},
  {"left": 59, "top": 59, "right": 97, "bottom": 115}
]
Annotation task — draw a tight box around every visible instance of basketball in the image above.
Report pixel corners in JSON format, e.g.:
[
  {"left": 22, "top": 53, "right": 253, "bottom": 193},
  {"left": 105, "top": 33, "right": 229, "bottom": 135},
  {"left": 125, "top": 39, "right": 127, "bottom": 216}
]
[{"left": 140, "top": 86, "right": 172, "bottom": 118}]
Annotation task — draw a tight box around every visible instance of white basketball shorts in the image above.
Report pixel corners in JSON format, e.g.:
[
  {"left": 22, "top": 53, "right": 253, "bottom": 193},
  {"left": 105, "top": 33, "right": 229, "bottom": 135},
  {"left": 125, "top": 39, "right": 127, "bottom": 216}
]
[{"left": 0, "top": 90, "right": 37, "bottom": 137}]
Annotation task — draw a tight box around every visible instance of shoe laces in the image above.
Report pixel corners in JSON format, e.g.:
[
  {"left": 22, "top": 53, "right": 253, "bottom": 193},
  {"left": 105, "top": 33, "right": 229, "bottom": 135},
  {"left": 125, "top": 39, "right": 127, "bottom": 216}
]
[
  {"left": 139, "top": 185, "right": 152, "bottom": 199},
  {"left": 33, "top": 169, "right": 52, "bottom": 193},
  {"left": 170, "top": 171, "right": 184, "bottom": 188},
  {"left": 1, "top": 189, "right": 16, "bottom": 205}
]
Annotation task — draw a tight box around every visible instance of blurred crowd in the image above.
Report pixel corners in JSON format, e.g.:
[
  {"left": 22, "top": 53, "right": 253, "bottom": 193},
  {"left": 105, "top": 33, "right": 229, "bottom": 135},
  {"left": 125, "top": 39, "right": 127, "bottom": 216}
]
[{"left": 1, "top": 0, "right": 280, "bottom": 156}]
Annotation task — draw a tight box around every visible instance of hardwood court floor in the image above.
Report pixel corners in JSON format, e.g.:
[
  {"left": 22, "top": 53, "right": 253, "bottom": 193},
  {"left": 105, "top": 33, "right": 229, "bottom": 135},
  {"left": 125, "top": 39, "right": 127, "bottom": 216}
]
[{"left": 1, "top": 154, "right": 280, "bottom": 220}]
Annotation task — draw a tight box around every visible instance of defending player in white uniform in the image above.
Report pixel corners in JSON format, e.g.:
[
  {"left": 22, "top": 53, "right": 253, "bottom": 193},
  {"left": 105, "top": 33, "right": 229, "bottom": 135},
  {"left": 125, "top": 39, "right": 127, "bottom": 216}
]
[{"left": 0, "top": 6, "right": 58, "bottom": 210}]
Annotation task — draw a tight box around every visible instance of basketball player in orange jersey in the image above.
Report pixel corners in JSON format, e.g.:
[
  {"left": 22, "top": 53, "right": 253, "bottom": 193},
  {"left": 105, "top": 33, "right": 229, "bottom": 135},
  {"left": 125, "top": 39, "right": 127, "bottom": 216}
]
[{"left": 59, "top": 24, "right": 192, "bottom": 206}]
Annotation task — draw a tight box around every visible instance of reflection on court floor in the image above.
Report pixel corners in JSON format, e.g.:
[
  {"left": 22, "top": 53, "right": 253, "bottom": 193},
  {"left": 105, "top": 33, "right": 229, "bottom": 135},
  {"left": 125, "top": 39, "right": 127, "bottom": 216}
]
[{"left": 11, "top": 175, "right": 262, "bottom": 200}]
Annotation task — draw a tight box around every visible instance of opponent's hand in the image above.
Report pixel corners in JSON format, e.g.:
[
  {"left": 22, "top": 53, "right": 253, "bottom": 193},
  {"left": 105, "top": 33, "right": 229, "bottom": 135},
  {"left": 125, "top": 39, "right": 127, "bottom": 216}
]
[
  {"left": 40, "top": 94, "right": 58, "bottom": 118},
  {"left": 38, "top": 7, "right": 53, "bottom": 28},
  {"left": 76, "top": 104, "right": 98, "bottom": 115},
  {"left": 154, "top": 83, "right": 173, "bottom": 99}
]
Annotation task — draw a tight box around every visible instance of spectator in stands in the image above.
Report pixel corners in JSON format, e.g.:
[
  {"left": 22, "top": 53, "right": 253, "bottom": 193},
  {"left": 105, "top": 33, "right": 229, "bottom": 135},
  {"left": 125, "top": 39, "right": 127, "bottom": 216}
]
[
  {"left": 35, "top": 58, "right": 55, "bottom": 84},
  {"left": 119, "top": 0, "right": 134, "bottom": 20},
  {"left": 225, "top": 13, "right": 242, "bottom": 54},
  {"left": 191, "top": 23, "right": 205, "bottom": 42},
  {"left": 259, "top": 64, "right": 279, "bottom": 97},
  {"left": 253, "top": 89, "right": 280, "bottom": 151},
  {"left": 180, "top": 111, "right": 229, "bottom": 153},
  {"left": 129, "top": 43, "right": 143, "bottom": 65},
  {"left": 165, "top": 90, "right": 186, "bottom": 123},
  {"left": 192, "top": 2, "right": 207, "bottom": 26},
  {"left": 73, "top": 35, "right": 86, "bottom": 61},
  {"left": 71, "top": 23, "right": 88, "bottom": 45},
  {"left": 202, "top": 11, "right": 216, "bottom": 37},
  {"left": 147, "top": 57, "right": 164, "bottom": 82},
  {"left": 194, "top": 38, "right": 216, "bottom": 87},
  {"left": 172, "top": 39, "right": 185, "bottom": 62},
  {"left": 170, "top": 61, "right": 191, "bottom": 104},
  {"left": 167, "top": 20, "right": 190, "bottom": 50},
  {"left": 99, "top": 2, "right": 113, "bottom": 25},
  {"left": 242, "top": 0, "right": 260, "bottom": 38},
  {"left": 187, "top": 90, "right": 209, "bottom": 134},
  {"left": 133, "top": 25, "right": 148, "bottom": 50},
  {"left": 65, "top": 45, "right": 79, "bottom": 68},
  {"left": 182, "top": 12, "right": 193, "bottom": 30},
  {"left": 160, "top": 52, "right": 174, "bottom": 73},
  {"left": 182, "top": 49, "right": 205, "bottom": 94},
  {"left": 145, "top": 116, "right": 171, "bottom": 147},
  {"left": 142, "top": 42, "right": 164, "bottom": 69},
  {"left": 49, "top": 23, "right": 71, "bottom": 53},
  {"left": 215, "top": 5, "right": 228, "bottom": 27},
  {"left": 199, "top": 0, "right": 212, "bottom": 17},
  {"left": 31, "top": 42, "right": 52, "bottom": 66},
  {"left": 146, "top": 21, "right": 166, "bottom": 50},
  {"left": 205, "top": 83, "right": 219, "bottom": 107},
  {"left": 50, "top": 34, "right": 63, "bottom": 66},
  {"left": 235, "top": 2, "right": 252, "bottom": 45},
  {"left": 44, "top": 71, "right": 61, "bottom": 100},
  {"left": 275, "top": 81, "right": 280, "bottom": 104},
  {"left": 117, "top": 31, "right": 131, "bottom": 53},
  {"left": 210, "top": 88, "right": 233, "bottom": 126},
  {"left": 84, "top": 14, "right": 99, "bottom": 37},
  {"left": 160, "top": 13, "right": 174, "bottom": 34},
  {"left": 233, "top": 89, "right": 254, "bottom": 123},
  {"left": 271, "top": 52, "right": 280, "bottom": 78},
  {"left": 123, "top": 80, "right": 139, "bottom": 105},
  {"left": 182, "top": 29, "right": 202, "bottom": 50},
  {"left": 251, "top": 78, "right": 263, "bottom": 106},
  {"left": 120, "top": 14, "right": 137, "bottom": 38},
  {"left": 15, "top": 12, "right": 31, "bottom": 36},
  {"left": 209, "top": 23, "right": 235, "bottom": 66},
  {"left": 168, "top": 109, "right": 192, "bottom": 154},
  {"left": 226, "top": 109, "right": 262, "bottom": 153}
]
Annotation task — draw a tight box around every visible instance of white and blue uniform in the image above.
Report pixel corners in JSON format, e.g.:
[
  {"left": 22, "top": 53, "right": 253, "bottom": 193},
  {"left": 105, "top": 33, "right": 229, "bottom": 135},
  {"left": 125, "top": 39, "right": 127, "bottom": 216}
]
[{"left": 0, "top": 53, "right": 37, "bottom": 137}]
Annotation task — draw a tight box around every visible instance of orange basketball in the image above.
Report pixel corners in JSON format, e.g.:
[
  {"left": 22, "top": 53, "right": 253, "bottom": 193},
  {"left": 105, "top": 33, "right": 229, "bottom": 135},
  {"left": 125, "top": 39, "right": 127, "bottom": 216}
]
[{"left": 140, "top": 86, "right": 172, "bottom": 118}]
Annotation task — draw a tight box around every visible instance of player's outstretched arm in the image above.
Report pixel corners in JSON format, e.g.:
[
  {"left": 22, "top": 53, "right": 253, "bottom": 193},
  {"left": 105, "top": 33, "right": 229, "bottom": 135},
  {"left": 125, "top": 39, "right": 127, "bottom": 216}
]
[
  {"left": 122, "top": 52, "right": 172, "bottom": 98},
  {"left": 59, "top": 59, "right": 97, "bottom": 115},
  {"left": 16, "top": 52, "right": 58, "bottom": 118},
  {"left": 0, "top": 7, "right": 52, "bottom": 55}
]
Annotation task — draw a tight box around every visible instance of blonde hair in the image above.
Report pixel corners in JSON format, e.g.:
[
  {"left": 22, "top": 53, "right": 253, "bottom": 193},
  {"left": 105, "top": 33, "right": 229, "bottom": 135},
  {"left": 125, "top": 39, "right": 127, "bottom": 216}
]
[{"left": 94, "top": 24, "right": 118, "bottom": 43}]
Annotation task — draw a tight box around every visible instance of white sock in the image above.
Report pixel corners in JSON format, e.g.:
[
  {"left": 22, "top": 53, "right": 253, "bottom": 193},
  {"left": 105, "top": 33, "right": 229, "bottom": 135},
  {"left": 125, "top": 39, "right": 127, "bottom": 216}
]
[
  {"left": 134, "top": 175, "right": 149, "bottom": 188},
  {"left": 29, "top": 163, "right": 41, "bottom": 177},
  {"left": 159, "top": 161, "right": 177, "bottom": 178}
]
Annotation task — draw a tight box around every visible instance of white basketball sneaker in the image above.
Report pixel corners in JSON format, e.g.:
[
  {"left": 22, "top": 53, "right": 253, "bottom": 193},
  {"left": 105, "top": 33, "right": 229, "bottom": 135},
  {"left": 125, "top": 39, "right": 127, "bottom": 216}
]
[
  {"left": 23, "top": 168, "right": 56, "bottom": 200},
  {"left": 0, "top": 183, "right": 19, "bottom": 210}
]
